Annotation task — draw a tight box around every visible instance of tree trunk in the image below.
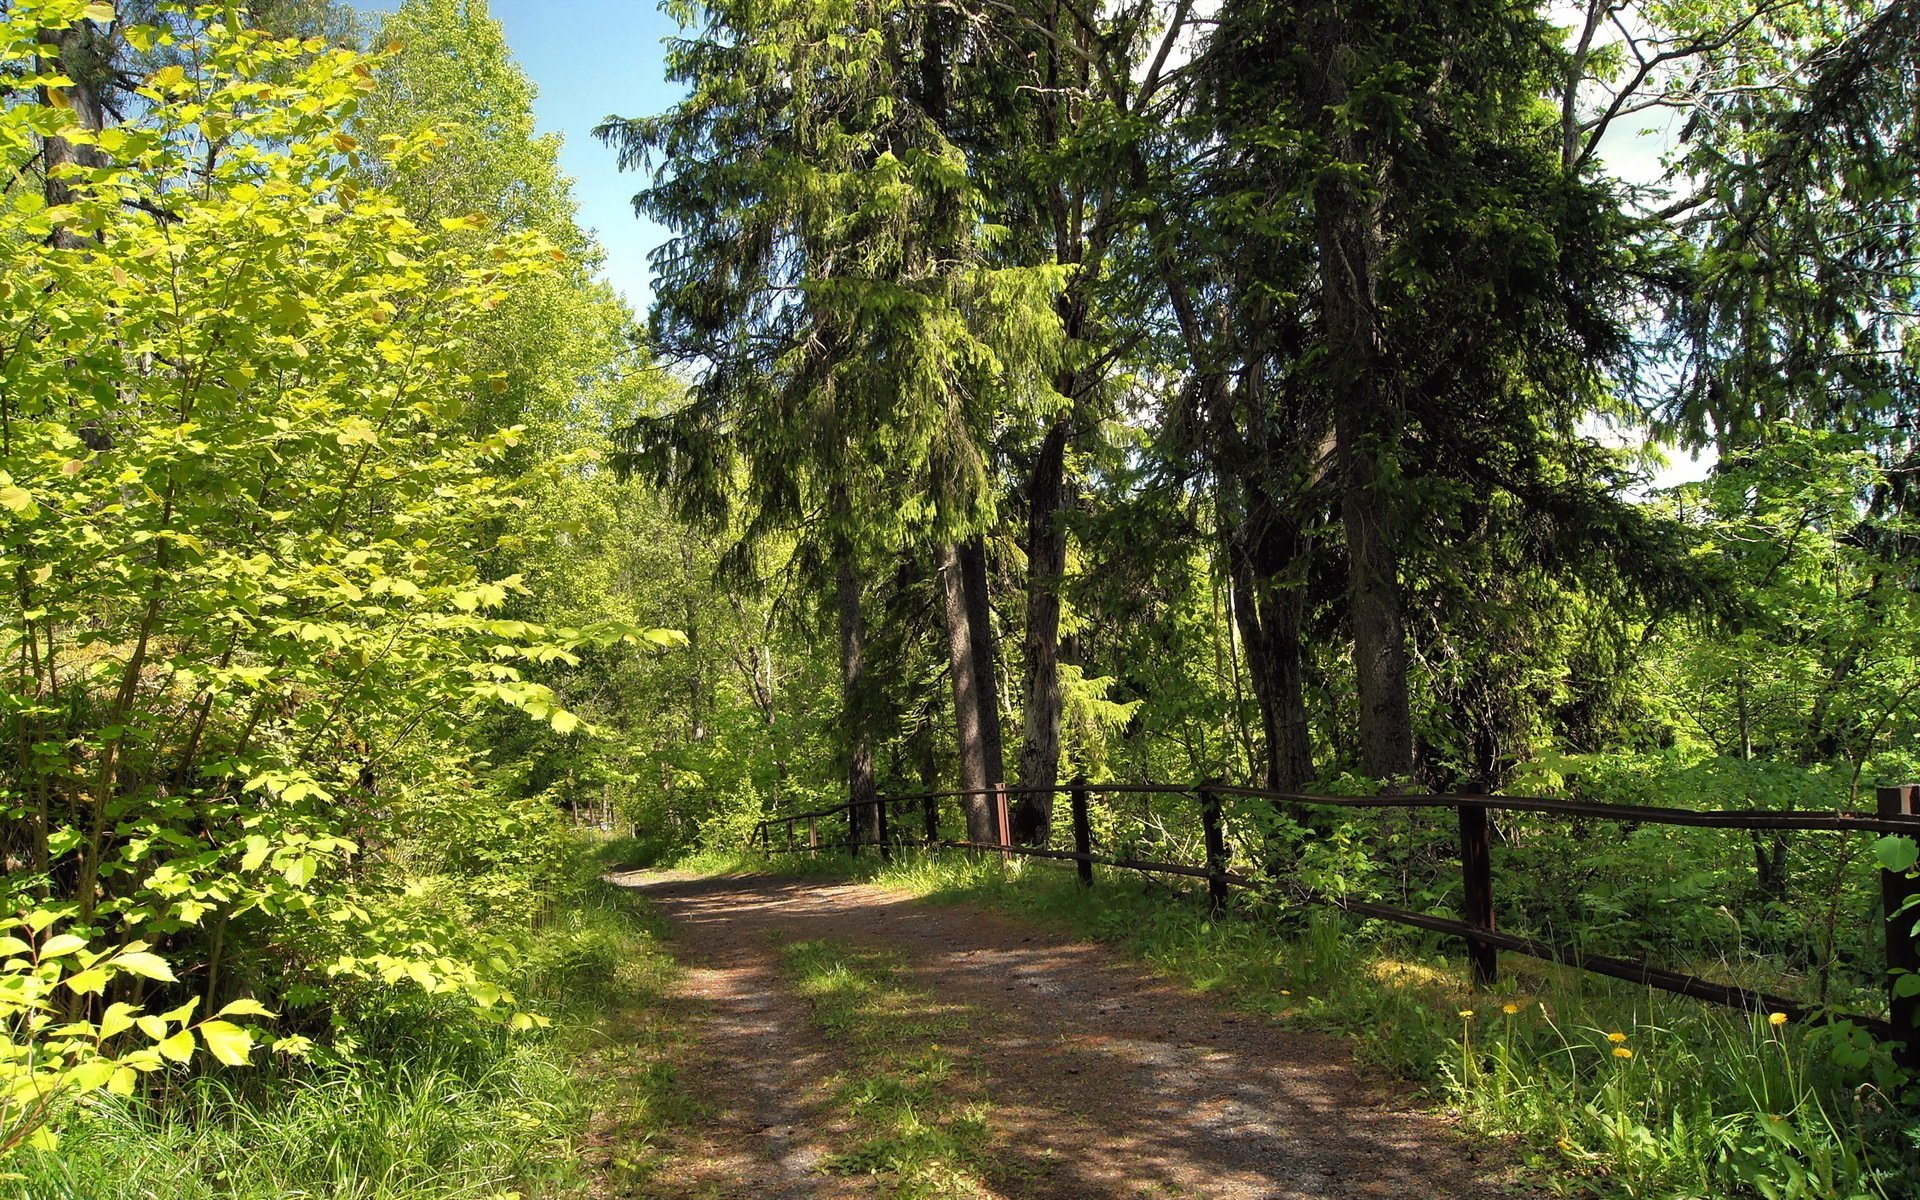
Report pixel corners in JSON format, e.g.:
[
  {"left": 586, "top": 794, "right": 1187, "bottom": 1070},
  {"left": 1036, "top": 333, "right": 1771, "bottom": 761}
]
[
  {"left": 960, "top": 536, "right": 1006, "bottom": 806},
  {"left": 1311, "top": 21, "right": 1414, "bottom": 785},
  {"left": 838, "top": 554, "right": 878, "bottom": 847},
  {"left": 941, "top": 540, "right": 1003, "bottom": 841},
  {"left": 1013, "top": 419, "right": 1069, "bottom": 844},
  {"left": 1225, "top": 482, "right": 1314, "bottom": 795},
  {"left": 38, "top": 24, "right": 109, "bottom": 240}
]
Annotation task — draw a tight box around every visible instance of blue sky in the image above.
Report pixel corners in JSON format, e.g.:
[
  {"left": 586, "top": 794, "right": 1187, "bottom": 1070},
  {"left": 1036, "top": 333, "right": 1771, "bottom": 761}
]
[{"left": 352, "top": 1, "right": 685, "bottom": 315}]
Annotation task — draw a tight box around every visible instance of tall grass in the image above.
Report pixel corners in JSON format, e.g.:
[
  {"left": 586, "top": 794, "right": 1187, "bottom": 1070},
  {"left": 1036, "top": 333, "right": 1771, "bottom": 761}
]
[
  {"left": 1, "top": 881, "right": 680, "bottom": 1200},
  {"left": 727, "top": 848, "right": 1919, "bottom": 1199}
]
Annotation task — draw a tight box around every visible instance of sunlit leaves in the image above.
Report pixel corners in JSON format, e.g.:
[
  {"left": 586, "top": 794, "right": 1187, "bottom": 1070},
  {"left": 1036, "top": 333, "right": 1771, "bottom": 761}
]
[{"left": 0, "top": 2, "right": 603, "bottom": 1153}]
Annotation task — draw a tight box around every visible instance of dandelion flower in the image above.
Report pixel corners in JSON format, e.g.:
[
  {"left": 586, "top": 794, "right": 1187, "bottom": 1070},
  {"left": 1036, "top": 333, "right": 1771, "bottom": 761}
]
[
  {"left": 1606, "top": 1031, "right": 1628, "bottom": 1044},
  {"left": 1459, "top": 1009, "right": 1475, "bottom": 1019},
  {"left": 1280, "top": 990, "right": 1291, "bottom": 996},
  {"left": 1502, "top": 1003, "right": 1519, "bottom": 1015},
  {"left": 1612, "top": 1047, "right": 1633, "bottom": 1059},
  {"left": 1768, "top": 1012, "right": 1788, "bottom": 1027}
]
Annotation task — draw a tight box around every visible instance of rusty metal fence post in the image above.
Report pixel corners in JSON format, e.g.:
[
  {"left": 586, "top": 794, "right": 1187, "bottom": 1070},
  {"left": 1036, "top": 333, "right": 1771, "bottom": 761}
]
[
  {"left": 1880, "top": 784, "right": 1920, "bottom": 1071},
  {"left": 1199, "top": 780, "right": 1230, "bottom": 916},
  {"left": 1071, "top": 775, "right": 1094, "bottom": 887},
  {"left": 1459, "top": 799, "right": 1497, "bottom": 987},
  {"left": 995, "top": 784, "right": 1013, "bottom": 860}
]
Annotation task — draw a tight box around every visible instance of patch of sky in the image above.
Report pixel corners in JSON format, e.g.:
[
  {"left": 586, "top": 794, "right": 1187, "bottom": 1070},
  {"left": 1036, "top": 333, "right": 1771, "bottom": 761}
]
[{"left": 351, "top": 1, "right": 686, "bottom": 316}]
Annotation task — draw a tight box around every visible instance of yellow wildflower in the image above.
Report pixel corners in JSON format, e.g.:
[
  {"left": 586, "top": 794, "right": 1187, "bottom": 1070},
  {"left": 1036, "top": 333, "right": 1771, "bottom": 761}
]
[
  {"left": 1612, "top": 1047, "right": 1633, "bottom": 1059},
  {"left": 1459, "top": 1009, "right": 1475, "bottom": 1019},
  {"left": 1502, "top": 1003, "right": 1520, "bottom": 1015},
  {"left": 1768, "top": 1012, "right": 1788, "bottom": 1027},
  {"left": 1606, "top": 1031, "right": 1628, "bottom": 1044}
]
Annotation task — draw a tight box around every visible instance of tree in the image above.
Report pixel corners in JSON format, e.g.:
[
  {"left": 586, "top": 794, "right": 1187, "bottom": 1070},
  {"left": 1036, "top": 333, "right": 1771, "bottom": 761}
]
[
  {"left": 1179, "top": 0, "right": 1699, "bottom": 792},
  {"left": 599, "top": 0, "right": 1066, "bottom": 843},
  {"left": 0, "top": 4, "right": 600, "bottom": 1143}
]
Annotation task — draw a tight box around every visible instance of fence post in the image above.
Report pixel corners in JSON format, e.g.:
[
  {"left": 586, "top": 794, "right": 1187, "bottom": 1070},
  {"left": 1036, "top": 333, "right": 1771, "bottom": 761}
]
[
  {"left": 1879, "top": 784, "right": 1920, "bottom": 1071},
  {"left": 876, "top": 795, "right": 891, "bottom": 862},
  {"left": 785, "top": 818, "right": 794, "bottom": 853},
  {"left": 923, "top": 792, "right": 939, "bottom": 845},
  {"left": 1071, "top": 775, "right": 1094, "bottom": 887},
  {"left": 808, "top": 816, "right": 817, "bottom": 851},
  {"left": 1458, "top": 799, "right": 1497, "bottom": 987},
  {"left": 1199, "top": 780, "right": 1230, "bottom": 917},
  {"left": 995, "top": 784, "right": 1013, "bottom": 860}
]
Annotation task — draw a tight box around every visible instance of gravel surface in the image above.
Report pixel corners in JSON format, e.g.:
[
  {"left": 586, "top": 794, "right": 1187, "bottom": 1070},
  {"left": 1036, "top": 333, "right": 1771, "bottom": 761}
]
[{"left": 610, "top": 869, "right": 1537, "bottom": 1199}]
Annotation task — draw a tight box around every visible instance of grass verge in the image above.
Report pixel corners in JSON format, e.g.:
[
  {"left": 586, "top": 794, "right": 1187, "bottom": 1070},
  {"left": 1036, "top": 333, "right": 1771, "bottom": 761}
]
[
  {"left": 779, "top": 936, "right": 994, "bottom": 1199},
  {"left": 0, "top": 880, "right": 689, "bottom": 1200}
]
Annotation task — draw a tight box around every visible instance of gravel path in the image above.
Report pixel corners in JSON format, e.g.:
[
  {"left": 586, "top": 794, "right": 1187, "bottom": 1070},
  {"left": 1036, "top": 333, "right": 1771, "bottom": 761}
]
[{"left": 610, "top": 869, "right": 1533, "bottom": 1200}]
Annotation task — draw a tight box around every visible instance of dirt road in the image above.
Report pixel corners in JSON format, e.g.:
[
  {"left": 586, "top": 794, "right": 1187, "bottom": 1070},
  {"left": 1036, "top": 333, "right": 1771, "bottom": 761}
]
[{"left": 608, "top": 869, "right": 1531, "bottom": 1200}]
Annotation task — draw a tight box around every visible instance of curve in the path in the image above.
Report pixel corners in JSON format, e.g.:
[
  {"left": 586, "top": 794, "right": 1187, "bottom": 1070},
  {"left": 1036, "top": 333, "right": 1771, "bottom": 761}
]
[{"left": 614, "top": 869, "right": 1532, "bottom": 1200}]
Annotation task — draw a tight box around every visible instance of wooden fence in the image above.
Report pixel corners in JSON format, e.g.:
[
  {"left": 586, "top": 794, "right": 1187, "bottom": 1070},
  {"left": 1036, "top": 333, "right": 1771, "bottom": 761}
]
[{"left": 750, "top": 778, "right": 1920, "bottom": 1069}]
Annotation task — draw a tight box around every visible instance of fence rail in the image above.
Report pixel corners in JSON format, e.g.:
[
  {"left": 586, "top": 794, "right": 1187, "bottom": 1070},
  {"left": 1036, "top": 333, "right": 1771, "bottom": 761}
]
[{"left": 749, "top": 778, "right": 1920, "bottom": 1067}]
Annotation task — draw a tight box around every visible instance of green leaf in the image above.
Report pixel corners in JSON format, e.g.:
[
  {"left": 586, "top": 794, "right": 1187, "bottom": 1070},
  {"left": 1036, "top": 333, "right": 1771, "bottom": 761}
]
[
  {"left": 156, "top": 1030, "right": 195, "bottom": 1063},
  {"left": 1875, "top": 835, "right": 1918, "bottom": 874},
  {"left": 39, "top": 933, "right": 87, "bottom": 958},
  {"left": 63, "top": 965, "right": 109, "bottom": 995},
  {"left": 109, "top": 950, "right": 177, "bottom": 981},
  {"left": 99, "top": 1001, "right": 138, "bottom": 1040},
  {"left": 215, "top": 998, "right": 276, "bottom": 1019},
  {"left": 241, "top": 835, "right": 270, "bottom": 871},
  {"left": 198, "top": 1020, "right": 255, "bottom": 1066}
]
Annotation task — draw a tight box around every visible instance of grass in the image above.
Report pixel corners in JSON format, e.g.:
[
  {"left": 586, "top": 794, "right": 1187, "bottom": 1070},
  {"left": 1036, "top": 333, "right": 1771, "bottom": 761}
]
[
  {"left": 706, "top": 846, "right": 1920, "bottom": 1200},
  {"left": 779, "top": 936, "right": 995, "bottom": 1199},
  {"left": 0, "top": 879, "right": 690, "bottom": 1200}
]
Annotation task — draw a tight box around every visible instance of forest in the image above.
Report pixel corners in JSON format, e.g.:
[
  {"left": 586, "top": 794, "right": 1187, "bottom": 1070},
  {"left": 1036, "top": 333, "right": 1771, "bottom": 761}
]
[{"left": 0, "top": 0, "right": 1917, "bottom": 1197}]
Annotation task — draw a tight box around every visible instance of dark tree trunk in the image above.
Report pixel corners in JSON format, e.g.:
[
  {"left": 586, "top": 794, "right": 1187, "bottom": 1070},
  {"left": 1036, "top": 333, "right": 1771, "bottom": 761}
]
[
  {"left": 1013, "top": 419, "right": 1069, "bottom": 844},
  {"left": 838, "top": 555, "right": 878, "bottom": 847},
  {"left": 941, "top": 540, "right": 1003, "bottom": 841},
  {"left": 1229, "top": 489, "right": 1314, "bottom": 793},
  {"left": 1310, "top": 21, "right": 1415, "bottom": 785}
]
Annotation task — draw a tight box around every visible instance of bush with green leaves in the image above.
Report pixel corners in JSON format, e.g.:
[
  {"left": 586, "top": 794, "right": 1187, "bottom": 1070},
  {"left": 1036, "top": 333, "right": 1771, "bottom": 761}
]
[{"left": 0, "top": 1, "right": 630, "bottom": 1156}]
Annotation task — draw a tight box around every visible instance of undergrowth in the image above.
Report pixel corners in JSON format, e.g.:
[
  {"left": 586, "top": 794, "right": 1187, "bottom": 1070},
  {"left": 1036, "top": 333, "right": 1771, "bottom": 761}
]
[
  {"left": 0, "top": 875, "right": 684, "bottom": 1200},
  {"left": 706, "top": 847, "right": 1920, "bottom": 1200}
]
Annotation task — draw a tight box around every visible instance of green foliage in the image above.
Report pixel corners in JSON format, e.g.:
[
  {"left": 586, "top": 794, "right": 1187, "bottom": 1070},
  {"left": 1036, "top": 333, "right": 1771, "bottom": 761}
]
[
  {"left": 0, "top": 0, "right": 647, "bottom": 1158},
  {"left": 0, "top": 875, "right": 684, "bottom": 1199}
]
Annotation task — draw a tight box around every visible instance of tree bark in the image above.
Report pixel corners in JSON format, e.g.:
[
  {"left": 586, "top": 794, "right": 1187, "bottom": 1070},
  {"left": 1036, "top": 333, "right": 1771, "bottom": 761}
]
[
  {"left": 941, "top": 540, "right": 1004, "bottom": 841},
  {"left": 38, "top": 23, "right": 110, "bottom": 239},
  {"left": 838, "top": 554, "right": 878, "bottom": 847},
  {"left": 1012, "top": 419, "right": 1069, "bottom": 844},
  {"left": 1227, "top": 483, "right": 1314, "bottom": 792},
  {"left": 1311, "top": 18, "right": 1415, "bottom": 785}
]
